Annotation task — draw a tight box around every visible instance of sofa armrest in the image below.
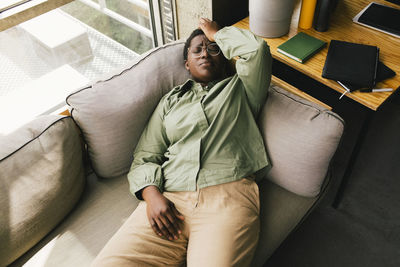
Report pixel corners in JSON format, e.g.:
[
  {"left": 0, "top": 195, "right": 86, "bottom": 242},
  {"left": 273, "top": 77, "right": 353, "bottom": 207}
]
[
  {"left": 252, "top": 80, "right": 344, "bottom": 266},
  {"left": 0, "top": 115, "right": 86, "bottom": 266}
]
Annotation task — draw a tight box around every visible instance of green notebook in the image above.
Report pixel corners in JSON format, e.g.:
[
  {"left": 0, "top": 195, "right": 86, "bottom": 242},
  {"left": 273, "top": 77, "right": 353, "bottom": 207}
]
[{"left": 277, "top": 32, "right": 326, "bottom": 63}]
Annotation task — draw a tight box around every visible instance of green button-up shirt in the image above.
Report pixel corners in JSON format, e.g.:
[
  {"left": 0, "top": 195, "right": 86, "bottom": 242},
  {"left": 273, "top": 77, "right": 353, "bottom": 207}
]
[{"left": 128, "top": 26, "right": 272, "bottom": 199}]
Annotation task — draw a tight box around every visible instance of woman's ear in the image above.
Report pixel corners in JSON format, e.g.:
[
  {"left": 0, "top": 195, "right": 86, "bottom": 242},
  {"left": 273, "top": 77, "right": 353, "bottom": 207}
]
[{"left": 184, "top": 60, "right": 190, "bottom": 72}]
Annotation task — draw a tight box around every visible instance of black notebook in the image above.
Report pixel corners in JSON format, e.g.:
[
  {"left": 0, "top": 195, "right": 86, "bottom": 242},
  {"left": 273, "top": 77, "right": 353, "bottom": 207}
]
[
  {"left": 339, "top": 61, "right": 396, "bottom": 92},
  {"left": 322, "top": 40, "right": 379, "bottom": 89}
]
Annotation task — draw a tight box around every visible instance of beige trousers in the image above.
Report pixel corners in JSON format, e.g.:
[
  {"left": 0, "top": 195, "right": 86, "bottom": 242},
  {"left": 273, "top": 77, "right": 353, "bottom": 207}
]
[{"left": 91, "top": 178, "right": 260, "bottom": 267}]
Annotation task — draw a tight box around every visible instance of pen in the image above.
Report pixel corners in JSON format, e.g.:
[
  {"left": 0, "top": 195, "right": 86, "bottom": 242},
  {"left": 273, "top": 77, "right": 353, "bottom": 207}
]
[
  {"left": 337, "top": 81, "right": 350, "bottom": 99},
  {"left": 372, "top": 88, "right": 394, "bottom": 92},
  {"left": 339, "top": 90, "right": 348, "bottom": 99}
]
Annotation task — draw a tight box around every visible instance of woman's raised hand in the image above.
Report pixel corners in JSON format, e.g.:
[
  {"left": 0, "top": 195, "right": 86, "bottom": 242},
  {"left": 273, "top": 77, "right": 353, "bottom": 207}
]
[
  {"left": 199, "top": 18, "right": 220, "bottom": 42},
  {"left": 142, "top": 186, "right": 185, "bottom": 241}
]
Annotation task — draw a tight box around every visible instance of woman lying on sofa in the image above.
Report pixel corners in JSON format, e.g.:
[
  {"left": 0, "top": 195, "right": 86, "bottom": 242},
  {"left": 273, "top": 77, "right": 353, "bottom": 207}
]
[{"left": 91, "top": 18, "right": 272, "bottom": 267}]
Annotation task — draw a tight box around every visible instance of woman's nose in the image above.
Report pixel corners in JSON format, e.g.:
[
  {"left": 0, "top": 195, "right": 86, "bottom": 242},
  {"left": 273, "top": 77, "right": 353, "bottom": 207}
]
[{"left": 200, "top": 47, "right": 210, "bottom": 58}]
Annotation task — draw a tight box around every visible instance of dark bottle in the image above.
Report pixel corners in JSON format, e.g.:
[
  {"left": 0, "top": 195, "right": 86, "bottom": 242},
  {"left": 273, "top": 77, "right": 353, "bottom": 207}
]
[{"left": 313, "top": 0, "right": 339, "bottom": 32}]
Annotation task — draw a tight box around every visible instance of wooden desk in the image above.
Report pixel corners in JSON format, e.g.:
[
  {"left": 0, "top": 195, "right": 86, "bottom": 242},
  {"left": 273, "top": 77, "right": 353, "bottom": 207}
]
[{"left": 234, "top": 0, "right": 400, "bottom": 111}]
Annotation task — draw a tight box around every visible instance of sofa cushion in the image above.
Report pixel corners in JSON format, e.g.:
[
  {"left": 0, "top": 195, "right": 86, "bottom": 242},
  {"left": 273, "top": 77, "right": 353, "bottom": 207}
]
[
  {"left": 66, "top": 41, "right": 191, "bottom": 178},
  {"left": 0, "top": 115, "right": 85, "bottom": 266},
  {"left": 258, "top": 85, "right": 344, "bottom": 197}
]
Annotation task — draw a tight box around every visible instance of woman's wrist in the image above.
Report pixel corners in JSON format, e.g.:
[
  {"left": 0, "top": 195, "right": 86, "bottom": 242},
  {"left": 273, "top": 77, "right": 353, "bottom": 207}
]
[{"left": 142, "top": 185, "right": 162, "bottom": 201}]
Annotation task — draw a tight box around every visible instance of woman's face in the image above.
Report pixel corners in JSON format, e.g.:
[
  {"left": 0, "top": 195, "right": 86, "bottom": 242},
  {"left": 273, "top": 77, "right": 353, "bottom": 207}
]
[{"left": 185, "top": 34, "right": 226, "bottom": 85}]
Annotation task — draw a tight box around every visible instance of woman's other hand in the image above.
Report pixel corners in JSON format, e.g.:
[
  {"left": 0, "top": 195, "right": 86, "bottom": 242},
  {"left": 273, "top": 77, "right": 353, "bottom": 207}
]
[
  {"left": 199, "top": 18, "right": 220, "bottom": 42},
  {"left": 142, "top": 186, "right": 185, "bottom": 241}
]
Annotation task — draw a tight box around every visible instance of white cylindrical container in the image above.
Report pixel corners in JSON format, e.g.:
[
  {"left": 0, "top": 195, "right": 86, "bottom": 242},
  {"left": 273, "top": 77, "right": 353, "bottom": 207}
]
[{"left": 249, "top": 0, "right": 296, "bottom": 38}]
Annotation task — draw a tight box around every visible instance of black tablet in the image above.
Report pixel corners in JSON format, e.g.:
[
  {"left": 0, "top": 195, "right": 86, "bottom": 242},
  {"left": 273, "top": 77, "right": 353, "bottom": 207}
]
[{"left": 353, "top": 2, "right": 400, "bottom": 38}]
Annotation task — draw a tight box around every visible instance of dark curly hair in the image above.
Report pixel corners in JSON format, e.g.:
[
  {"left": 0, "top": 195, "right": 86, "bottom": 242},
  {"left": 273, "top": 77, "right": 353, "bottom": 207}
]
[{"left": 183, "top": 28, "right": 205, "bottom": 61}]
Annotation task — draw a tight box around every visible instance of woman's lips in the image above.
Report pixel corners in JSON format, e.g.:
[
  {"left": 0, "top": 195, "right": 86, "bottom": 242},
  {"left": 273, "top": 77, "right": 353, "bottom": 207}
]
[{"left": 200, "top": 61, "right": 213, "bottom": 66}]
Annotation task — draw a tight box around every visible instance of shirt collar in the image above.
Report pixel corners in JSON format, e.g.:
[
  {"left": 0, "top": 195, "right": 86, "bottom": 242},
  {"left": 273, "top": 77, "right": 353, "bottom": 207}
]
[
  {"left": 203, "top": 80, "right": 219, "bottom": 91},
  {"left": 180, "top": 79, "right": 195, "bottom": 91},
  {"left": 179, "top": 78, "right": 224, "bottom": 97},
  {"left": 183, "top": 78, "right": 222, "bottom": 92}
]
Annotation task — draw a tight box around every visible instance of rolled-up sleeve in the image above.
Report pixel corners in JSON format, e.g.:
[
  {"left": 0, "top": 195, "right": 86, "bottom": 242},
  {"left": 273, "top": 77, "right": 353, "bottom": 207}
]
[
  {"left": 214, "top": 26, "right": 272, "bottom": 116},
  {"left": 127, "top": 99, "right": 169, "bottom": 200}
]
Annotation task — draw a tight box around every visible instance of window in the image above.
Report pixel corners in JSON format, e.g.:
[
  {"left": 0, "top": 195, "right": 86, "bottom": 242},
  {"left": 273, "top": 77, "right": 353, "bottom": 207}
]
[
  {"left": 0, "top": 0, "right": 32, "bottom": 12},
  {"left": 0, "top": 0, "right": 177, "bottom": 134}
]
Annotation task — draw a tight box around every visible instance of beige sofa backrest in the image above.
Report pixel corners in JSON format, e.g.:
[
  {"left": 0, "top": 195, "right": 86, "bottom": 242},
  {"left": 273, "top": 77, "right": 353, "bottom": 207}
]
[{"left": 67, "top": 41, "right": 191, "bottom": 178}]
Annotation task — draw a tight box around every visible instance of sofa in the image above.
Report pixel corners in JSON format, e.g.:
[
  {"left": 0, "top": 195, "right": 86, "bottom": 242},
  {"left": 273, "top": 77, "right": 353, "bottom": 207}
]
[{"left": 0, "top": 40, "right": 344, "bottom": 267}]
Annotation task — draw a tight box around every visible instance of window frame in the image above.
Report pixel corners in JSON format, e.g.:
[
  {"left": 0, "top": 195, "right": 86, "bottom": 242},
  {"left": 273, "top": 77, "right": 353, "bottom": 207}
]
[{"left": 0, "top": 0, "right": 177, "bottom": 46}]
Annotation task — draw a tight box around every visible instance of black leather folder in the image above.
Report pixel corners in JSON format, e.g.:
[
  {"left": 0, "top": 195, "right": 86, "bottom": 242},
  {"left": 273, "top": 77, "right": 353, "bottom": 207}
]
[
  {"left": 339, "top": 61, "right": 396, "bottom": 91},
  {"left": 322, "top": 40, "right": 379, "bottom": 89}
]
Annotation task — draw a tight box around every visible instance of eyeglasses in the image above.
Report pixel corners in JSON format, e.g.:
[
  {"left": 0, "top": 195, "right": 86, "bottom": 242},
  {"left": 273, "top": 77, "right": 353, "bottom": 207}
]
[{"left": 188, "top": 43, "right": 221, "bottom": 58}]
